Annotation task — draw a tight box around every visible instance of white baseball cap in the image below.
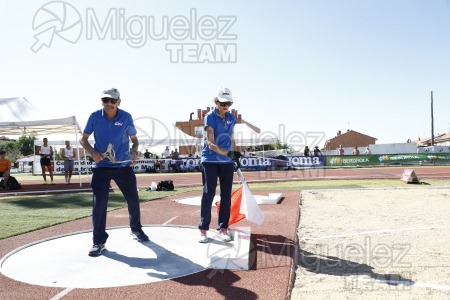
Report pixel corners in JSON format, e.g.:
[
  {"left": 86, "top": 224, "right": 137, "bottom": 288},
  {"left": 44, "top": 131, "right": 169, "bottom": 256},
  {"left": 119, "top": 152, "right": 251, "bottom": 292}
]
[
  {"left": 217, "top": 87, "right": 233, "bottom": 103},
  {"left": 101, "top": 88, "right": 120, "bottom": 99}
]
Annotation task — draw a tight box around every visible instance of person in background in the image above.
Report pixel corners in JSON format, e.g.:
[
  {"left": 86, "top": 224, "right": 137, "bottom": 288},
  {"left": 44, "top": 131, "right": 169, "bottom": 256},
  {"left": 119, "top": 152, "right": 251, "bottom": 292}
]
[
  {"left": 365, "top": 146, "right": 372, "bottom": 155},
  {"left": 80, "top": 87, "right": 148, "bottom": 257},
  {"left": 170, "top": 148, "right": 180, "bottom": 172},
  {"left": 198, "top": 87, "right": 241, "bottom": 243},
  {"left": 313, "top": 146, "right": 322, "bottom": 157},
  {"left": 0, "top": 150, "right": 11, "bottom": 190},
  {"left": 37, "top": 137, "right": 54, "bottom": 184},
  {"left": 172, "top": 148, "right": 179, "bottom": 159},
  {"left": 144, "top": 149, "right": 151, "bottom": 159},
  {"left": 61, "top": 140, "right": 77, "bottom": 184},
  {"left": 154, "top": 156, "right": 162, "bottom": 172},
  {"left": 353, "top": 147, "right": 360, "bottom": 155},
  {"left": 338, "top": 145, "right": 344, "bottom": 156},
  {"left": 163, "top": 146, "right": 170, "bottom": 158},
  {"left": 303, "top": 146, "right": 311, "bottom": 157}
]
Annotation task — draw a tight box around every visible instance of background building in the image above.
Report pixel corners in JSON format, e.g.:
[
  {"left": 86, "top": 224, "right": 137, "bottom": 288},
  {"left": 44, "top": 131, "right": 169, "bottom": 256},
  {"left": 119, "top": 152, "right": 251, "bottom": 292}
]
[
  {"left": 323, "top": 129, "right": 377, "bottom": 151},
  {"left": 175, "top": 107, "right": 260, "bottom": 155}
]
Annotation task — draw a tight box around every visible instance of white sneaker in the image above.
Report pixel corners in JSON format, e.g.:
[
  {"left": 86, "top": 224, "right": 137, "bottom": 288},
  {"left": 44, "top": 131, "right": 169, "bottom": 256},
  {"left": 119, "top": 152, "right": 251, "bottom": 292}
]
[
  {"left": 219, "top": 229, "right": 232, "bottom": 242},
  {"left": 198, "top": 229, "right": 208, "bottom": 243},
  {"left": 198, "top": 235, "right": 208, "bottom": 243}
]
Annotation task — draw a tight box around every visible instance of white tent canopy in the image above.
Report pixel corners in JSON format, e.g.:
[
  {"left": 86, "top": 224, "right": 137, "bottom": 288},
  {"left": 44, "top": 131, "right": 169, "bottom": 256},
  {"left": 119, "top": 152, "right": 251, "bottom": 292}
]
[
  {"left": 16, "top": 154, "right": 39, "bottom": 162},
  {"left": 0, "top": 116, "right": 82, "bottom": 136},
  {"left": 0, "top": 97, "right": 82, "bottom": 136},
  {"left": 0, "top": 97, "right": 84, "bottom": 186},
  {"left": 0, "top": 97, "right": 36, "bottom": 122}
]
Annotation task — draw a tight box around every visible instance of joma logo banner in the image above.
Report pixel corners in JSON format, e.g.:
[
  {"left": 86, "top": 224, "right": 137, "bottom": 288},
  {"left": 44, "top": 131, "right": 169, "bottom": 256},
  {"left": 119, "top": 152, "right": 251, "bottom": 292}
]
[{"left": 286, "top": 156, "right": 324, "bottom": 167}]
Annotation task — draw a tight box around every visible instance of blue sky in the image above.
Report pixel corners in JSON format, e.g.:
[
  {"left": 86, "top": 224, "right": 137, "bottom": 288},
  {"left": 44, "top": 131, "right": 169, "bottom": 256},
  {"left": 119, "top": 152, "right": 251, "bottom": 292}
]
[{"left": 1, "top": 0, "right": 450, "bottom": 149}]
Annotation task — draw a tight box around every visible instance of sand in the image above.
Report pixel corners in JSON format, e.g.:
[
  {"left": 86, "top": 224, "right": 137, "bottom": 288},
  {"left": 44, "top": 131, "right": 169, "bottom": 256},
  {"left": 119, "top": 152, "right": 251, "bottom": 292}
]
[{"left": 291, "top": 188, "right": 450, "bottom": 300}]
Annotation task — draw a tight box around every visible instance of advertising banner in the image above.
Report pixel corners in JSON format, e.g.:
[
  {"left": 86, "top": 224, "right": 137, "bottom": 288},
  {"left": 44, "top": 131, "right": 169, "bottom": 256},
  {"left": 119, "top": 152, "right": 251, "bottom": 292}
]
[
  {"left": 30, "top": 153, "right": 450, "bottom": 175},
  {"left": 326, "top": 153, "right": 450, "bottom": 167},
  {"left": 326, "top": 155, "right": 379, "bottom": 167},
  {"left": 33, "top": 159, "right": 93, "bottom": 175}
]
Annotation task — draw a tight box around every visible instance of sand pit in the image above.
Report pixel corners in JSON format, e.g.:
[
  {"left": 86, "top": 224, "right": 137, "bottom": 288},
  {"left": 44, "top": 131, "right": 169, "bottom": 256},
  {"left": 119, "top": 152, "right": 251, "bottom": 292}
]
[{"left": 292, "top": 188, "right": 450, "bottom": 299}]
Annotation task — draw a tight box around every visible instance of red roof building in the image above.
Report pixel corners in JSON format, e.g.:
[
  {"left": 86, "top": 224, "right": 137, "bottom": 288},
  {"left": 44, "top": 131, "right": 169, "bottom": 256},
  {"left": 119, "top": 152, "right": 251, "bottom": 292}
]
[{"left": 323, "top": 129, "right": 377, "bottom": 151}]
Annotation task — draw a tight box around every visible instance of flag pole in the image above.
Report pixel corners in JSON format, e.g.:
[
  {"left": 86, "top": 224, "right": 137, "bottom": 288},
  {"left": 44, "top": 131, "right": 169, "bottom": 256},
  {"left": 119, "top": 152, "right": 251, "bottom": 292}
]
[{"left": 236, "top": 167, "right": 245, "bottom": 183}]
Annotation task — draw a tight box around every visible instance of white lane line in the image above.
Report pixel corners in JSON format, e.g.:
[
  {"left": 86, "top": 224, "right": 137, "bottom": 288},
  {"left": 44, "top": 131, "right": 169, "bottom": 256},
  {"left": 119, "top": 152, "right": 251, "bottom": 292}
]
[
  {"left": 301, "top": 225, "right": 450, "bottom": 241},
  {"left": 50, "top": 287, "right": 74, "bottom": 300},
  {"left": 163, "top": 216, "right": 178, "bottom": 225}
]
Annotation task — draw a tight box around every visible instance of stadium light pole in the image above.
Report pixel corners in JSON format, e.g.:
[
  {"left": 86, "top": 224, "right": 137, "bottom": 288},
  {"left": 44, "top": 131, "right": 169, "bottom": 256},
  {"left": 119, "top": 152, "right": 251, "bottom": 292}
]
[{"left": 431, "top": 90, "right": 434, "bottom": 146}]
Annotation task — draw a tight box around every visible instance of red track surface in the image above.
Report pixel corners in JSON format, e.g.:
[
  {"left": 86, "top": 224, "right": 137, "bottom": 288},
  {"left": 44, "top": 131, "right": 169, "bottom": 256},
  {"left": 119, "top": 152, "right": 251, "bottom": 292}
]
[
  {"left": 4, "top": 166, "right": 450, "bottom": 195},
  {"left": 1, "top": 166, "right": 449, "bottom": 299}
]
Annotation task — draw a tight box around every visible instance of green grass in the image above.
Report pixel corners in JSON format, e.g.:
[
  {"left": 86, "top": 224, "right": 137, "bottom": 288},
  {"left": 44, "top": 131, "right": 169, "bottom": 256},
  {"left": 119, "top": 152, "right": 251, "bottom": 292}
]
[
  {"left": 1, "top": 178, "right": 450, "bottom": 240},
  {"left": 0, "top": 189, "right": 196, "bottom": 240}
]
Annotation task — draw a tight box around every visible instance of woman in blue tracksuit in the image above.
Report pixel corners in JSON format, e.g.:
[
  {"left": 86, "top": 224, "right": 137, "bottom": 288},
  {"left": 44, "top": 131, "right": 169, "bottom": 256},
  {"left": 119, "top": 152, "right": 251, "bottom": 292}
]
[{"left": 198, "top": 87, "right": 242, "bottom": 243}]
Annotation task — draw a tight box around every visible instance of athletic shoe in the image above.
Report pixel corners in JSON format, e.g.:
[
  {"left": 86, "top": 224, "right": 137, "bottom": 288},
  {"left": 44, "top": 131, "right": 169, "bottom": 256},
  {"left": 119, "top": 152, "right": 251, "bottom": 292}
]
[
  {"left": 220, "top": 229, "right": 232, "bottom": 242},
  {"left": 88, "top": 243, "right": 105, "bottom": 257},
  {"left": 51, "top": 181, "right": 55, "bottom": 185},
  {"left": 131, "top": 230, "right": 149, "bottom": 242},
  {"left": 198, "top": 235, "right": 208, "bottom": 243},
  {"left": 43, "top": 181, "right": 47, "bottom": 185}
]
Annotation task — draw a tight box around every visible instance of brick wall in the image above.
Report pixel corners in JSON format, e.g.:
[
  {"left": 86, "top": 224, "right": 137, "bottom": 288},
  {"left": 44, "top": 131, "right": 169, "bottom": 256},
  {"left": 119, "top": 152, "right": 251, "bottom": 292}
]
[{"left": 325, "top": 130, "right": 376, "bottom": 150}]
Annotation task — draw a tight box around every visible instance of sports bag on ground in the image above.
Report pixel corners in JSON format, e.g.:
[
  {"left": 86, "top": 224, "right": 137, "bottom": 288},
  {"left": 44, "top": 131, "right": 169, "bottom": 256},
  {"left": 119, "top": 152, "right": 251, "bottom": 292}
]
[
  {"left": 156, "top": 180, "right": 174, "bottom": 191},
  {"left": 1, "top": 176, "right": 22, "bottom": 190}
]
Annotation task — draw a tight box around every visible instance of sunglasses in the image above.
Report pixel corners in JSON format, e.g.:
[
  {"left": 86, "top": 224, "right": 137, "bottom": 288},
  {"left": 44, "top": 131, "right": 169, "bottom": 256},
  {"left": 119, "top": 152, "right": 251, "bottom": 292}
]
[
  {"left": 102, "top": 97, "right": 119, "bottom": 104},
  {"left": 219, "top": 102, "right": 232, "bottom": 107}
]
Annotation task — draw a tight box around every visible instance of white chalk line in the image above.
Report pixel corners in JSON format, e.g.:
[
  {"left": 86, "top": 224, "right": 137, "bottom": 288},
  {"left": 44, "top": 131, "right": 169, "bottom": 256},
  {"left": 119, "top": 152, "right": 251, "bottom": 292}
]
[
  {"left": 50, "top": 287, "right": 74, "bottom": 300},
  {"left": 301, "top": 225, "right": 450, "bottom": 241},
  {"left": 163, "top": 216, "right": 178, "bottom": 225}
]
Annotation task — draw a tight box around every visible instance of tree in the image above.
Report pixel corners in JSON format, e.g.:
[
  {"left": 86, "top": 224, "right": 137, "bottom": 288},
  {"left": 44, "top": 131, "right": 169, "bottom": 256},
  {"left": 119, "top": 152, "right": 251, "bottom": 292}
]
[
  {"left": 0, "top": 141, "right": 20, "bottom": 162},
  {"left": 255, "top": 139, "right": 293, "bottom": 153},
  {"left": 0, "top": 136, "right": 37, "bottom": 162},
  {"left": 17, "top": 135, "right": 37, "bottom": 156}
]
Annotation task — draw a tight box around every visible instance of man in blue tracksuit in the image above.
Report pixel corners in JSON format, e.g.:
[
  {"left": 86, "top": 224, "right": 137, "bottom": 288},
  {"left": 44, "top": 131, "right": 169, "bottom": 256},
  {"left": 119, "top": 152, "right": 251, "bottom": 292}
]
[
  {"left": 81, "top": 88, "right": 148, "bottom": 257},
  {"left": 198, "top": 87, "right": 242, "bottom": 243}
]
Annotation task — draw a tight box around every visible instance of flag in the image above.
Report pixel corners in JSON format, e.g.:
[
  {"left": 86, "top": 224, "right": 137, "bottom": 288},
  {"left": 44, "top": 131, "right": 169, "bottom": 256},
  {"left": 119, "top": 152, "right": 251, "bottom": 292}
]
[
  {"left": 237, "top": 168, "right": 265, "bottom": 225},
  {"left": 240, "top": 180, "right": 265, "bottom": 225},
  {"left": 215, "top": 169, "right": 265, "bottom": 226},
  {"left": 216, "top": 187, "right": 246, "bottom": 225}
]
